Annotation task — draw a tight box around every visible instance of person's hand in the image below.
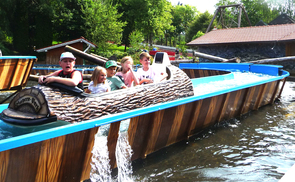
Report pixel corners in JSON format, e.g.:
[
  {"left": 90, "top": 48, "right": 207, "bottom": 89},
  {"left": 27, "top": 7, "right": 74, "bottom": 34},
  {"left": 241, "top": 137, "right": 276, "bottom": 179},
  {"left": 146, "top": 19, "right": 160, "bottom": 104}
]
[
  {"left": 43, "top": 76, "right": 56, "bottom": 84},
  {"left": 127, "top": 64, "right": 132, "bottom": 71},
  {"left": 38, "top": 76, "right": 45, "bottom": 84},
  {"left": 85, "top": 89, "right": 91, "bottom": 93}
]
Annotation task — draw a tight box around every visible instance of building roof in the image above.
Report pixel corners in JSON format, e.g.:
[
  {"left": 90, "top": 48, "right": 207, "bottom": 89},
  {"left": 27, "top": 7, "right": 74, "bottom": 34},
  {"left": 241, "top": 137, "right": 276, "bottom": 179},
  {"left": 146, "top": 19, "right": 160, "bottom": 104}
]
[
  {"left": 187, "top": 24, "right": 295, "bottom": 46},
  {"left": 268, "top": 13, "right": 295, "bottom": 25},
  {"left": 36, "top": 37, "right": 97, "bottom": 52}
]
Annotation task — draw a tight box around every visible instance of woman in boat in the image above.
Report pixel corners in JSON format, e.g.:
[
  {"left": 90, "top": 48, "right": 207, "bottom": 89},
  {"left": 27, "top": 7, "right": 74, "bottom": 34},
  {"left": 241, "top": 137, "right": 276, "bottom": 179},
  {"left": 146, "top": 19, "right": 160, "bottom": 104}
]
[{"left": 38, "top": 52, "right": 83, "bottom": 90}]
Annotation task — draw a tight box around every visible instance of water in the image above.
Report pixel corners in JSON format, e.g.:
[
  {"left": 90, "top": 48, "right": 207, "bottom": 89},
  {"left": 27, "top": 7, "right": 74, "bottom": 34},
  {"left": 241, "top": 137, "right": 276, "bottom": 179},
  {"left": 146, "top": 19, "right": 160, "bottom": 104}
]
[
  {"left": 131, "top": 81, "right": 295, "bottom": 181},
  {"left": 91, "top": 120, "right": 134, "bottom": 182},
  {"left": 116, "top": 132, "right": 133, "bottom": 182},
  {"left": 90, "top": 127, "right": 112, "bottom": 182},
  {"left": 194, "top": 72, "right": 276, "bottom": 96}
]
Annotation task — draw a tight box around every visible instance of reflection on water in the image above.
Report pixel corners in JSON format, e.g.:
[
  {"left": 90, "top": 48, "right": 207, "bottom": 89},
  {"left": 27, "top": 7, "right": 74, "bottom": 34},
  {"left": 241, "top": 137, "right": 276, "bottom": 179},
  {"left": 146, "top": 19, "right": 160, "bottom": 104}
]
[{"left": 132, "top": 82, "right": 295, "bottom": 181}]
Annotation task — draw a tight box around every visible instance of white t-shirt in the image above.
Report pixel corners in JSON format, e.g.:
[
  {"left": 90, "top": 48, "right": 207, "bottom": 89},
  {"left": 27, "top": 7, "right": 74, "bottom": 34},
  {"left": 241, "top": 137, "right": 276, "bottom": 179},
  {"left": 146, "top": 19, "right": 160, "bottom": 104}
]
[
  {"left": 137, "top": 66, "right": 158, "bottom": 84},
  {"left": 88, "top": 81, "right": 110, "bottom": 94}
]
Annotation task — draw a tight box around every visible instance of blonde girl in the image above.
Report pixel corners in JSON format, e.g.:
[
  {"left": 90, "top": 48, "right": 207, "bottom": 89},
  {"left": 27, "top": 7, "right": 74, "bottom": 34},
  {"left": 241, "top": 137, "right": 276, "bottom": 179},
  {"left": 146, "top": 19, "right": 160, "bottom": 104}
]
[
  {"left": 86, "top": 66, "right": 110, "bottom": 94},
  {"left": 116, "top": 56, "right": 139, "bottom": 87}
]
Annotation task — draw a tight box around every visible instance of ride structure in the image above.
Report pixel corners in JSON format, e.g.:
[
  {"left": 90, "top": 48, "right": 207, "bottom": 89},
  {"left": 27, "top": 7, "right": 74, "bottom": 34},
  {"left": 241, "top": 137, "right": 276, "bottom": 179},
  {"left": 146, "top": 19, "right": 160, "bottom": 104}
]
[{"left": 0, "top": 53, "right": 289, "bottom": 182}]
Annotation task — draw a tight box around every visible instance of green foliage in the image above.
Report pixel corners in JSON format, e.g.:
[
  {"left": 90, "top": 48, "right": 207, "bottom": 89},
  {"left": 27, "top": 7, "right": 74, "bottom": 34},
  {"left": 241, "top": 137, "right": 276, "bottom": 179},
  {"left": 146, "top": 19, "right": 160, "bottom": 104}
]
[
  {"left": 52, "top": 0, "right": 86, "bottom": 41},
  {"left": 177, "top": 41, "right": 188, "bottom": 57},
  {"left": 186, "top": 11, "right": 214, "bottom": 42},
  {"left": 129, "top": 30, "right": 144, "bottom": 53},
  {"left": 240, "top": 0, "right": 280, "bottom": 26},
  {"left": 171, "top": 4, "right": 199, "bottom": 45},
  {"left": 81, "top": 0, "right": 126, "bottom": 51},
  {"left": 135, "top": 0, "right": 174, "bottom": 46},
  {"left": 0, "top": 29, "right": 12, "bottom": 55},
  {"left": 192, "top": 31, "right": 205, "bottom": 41},
  {"left": 216, "top": 0, "right": 281, "bottom": 26}
]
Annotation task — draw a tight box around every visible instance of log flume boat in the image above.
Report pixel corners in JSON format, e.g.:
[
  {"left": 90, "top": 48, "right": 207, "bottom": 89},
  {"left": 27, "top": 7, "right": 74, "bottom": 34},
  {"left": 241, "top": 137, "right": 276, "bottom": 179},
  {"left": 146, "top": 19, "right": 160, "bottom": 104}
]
[
  {"left": 0, "top": 56, "right": 37, "bottom": 103},
  {"left": 0, "top": 53, "right": 289, "bottom": 182}
]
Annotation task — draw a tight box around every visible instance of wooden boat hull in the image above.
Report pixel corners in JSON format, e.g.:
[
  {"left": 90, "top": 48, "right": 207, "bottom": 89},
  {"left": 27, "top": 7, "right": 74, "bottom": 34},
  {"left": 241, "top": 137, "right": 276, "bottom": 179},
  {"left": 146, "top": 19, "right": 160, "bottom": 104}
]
[
  {"left": 0, "top": 56, "right": 37, "bottom": 91},
  {"left": 0, "top": 63, "right": 289, "bottom": 182}
]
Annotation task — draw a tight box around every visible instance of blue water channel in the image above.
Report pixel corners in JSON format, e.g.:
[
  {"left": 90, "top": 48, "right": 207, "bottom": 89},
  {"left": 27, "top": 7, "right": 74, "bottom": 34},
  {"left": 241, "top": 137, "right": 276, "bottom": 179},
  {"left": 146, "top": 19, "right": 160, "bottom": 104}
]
[{"left": 131, "top": 81, "right": 295, "bottom": 181}]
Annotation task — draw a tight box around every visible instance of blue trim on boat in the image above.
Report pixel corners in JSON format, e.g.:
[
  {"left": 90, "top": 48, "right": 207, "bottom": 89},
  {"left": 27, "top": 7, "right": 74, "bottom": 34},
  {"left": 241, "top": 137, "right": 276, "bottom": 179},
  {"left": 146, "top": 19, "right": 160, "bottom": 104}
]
[
  {"left": 0, "top": 63, "right": 289, "bottom": 152},
  {"left": 0, "top": 56, "right": 37, "bottom": 59},
  {"left": 179, "top": 63, "right": 284, "bottom": 76}
]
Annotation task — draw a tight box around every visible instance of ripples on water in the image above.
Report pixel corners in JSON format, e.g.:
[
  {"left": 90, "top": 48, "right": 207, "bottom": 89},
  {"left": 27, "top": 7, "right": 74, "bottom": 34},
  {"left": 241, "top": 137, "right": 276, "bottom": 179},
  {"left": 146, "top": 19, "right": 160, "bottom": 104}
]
[
  {"left": 194, "top": 72, "right": 276, "bottom": 96},
  {"left": 132, "top": 82, "right": 295, "bottom": 181}
]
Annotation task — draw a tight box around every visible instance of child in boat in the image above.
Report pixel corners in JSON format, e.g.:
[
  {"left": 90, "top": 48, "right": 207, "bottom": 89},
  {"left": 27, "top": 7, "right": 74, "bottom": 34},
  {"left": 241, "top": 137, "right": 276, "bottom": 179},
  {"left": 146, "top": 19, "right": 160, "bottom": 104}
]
[
  {"left": 137, "top": 52, "right": 167, "bottom": 84},
  {"left": 105, "top": 60, "right": 127, "bottom": 91},
  {"left": 86, "top": 66, "right": 110, "bottom": 94},
  {"left": 116, "top": 56, "right": 139, "bottom": 87},
  {"left": 38, "top": 52, "right": 83, "bottom": 90}
]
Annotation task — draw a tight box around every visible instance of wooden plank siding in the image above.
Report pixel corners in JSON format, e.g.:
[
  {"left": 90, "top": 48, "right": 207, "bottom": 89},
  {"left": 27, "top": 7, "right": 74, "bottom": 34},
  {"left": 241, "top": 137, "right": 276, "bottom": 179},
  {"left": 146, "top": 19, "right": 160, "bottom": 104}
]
[
  {"left": 286, "top": 42, "right": 295, "bottom": 56},
  {"left": 0, "top": 58, "right": 37, "bottom": 91},
  {"left": 182, "top": 69, "right": 230, "bottom": 78},
  {"left": 0, "top": 69, "right": 286, "bottom": 182}
]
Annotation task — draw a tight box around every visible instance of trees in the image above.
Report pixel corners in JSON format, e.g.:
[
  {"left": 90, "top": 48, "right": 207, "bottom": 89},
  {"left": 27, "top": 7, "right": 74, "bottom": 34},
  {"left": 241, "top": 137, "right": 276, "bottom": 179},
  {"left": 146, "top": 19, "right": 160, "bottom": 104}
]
[
  {"left": 186, "top": 11, "right": 214, "bottom": 42},
  {"left": 171, "top": 4, "right": 198, "bottom": 45},
  {"left": 241, "top": 0, "right": 280, "bottom": 26},
  {"left": 215, "top": 0, "right": 280, "bottom": 27},
  {"left": 81, "top": 0, "right": 125, "bottom": 51},
  {"left": 136, "top": 0, "right": 173, "bottom": 47}
]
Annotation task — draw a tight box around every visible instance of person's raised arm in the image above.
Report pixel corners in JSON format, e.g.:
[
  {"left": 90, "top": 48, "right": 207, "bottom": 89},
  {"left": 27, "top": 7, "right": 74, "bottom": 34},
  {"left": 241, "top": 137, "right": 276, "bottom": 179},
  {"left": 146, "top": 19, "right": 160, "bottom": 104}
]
[
  {"left": 38, "top": 70, "right": 60, "bottom": 84},
  {"left": 129, "top": 64, "right": 140, "bottom": 86},
  {"left": 42, "top": 71, "right": 82, "bottom": 87}
]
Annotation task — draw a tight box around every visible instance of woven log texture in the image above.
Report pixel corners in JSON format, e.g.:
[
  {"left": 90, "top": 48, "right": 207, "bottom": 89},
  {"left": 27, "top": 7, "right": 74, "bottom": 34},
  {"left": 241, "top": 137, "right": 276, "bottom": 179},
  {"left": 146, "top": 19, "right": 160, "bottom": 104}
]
[{"left": 40, "top": 65, "right": 194, "bottom": 123}]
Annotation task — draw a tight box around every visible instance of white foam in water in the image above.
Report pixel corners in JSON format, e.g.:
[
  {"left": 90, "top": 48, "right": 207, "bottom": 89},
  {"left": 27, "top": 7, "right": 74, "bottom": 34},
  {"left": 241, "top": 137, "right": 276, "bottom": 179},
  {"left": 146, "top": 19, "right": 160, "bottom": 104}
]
[
  {"left": 90, "top": 121, "right": 134, "bottom": 182},
  {"left": 194, "top": 72, "right": 276, "bottom": 96},
  {"left": 116, "top": 132, "right": 134, "bottom": 182},
  {"left": 90, "top": 128, "right": 112, "bottom": 182}
]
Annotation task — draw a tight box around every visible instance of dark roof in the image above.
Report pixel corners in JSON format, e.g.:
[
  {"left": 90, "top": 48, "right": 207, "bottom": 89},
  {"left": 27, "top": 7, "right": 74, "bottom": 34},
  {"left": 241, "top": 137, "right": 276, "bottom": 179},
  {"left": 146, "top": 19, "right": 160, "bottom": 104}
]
[
  {"left": 187, "top": 24, "right": 295, "bottom": 46},
  {"left": 36, "top": 37, "right": 97, "bottom": 52},
  {"left": 268, "top": 13, "right": 295, "bottom": 25},
  {"left": 256, "top": 20, "right": 268, "bottom": 26}
]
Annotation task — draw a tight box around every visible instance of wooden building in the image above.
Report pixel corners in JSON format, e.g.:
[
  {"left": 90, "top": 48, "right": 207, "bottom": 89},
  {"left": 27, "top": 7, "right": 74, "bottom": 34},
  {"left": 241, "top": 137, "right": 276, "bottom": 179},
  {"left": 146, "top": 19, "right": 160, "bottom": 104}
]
[
  {"left": 187, "top": 23, "right": 295, "bottom": 73},
  {"left": 36, "top": 37, "right": 96, "bottom": 65}
]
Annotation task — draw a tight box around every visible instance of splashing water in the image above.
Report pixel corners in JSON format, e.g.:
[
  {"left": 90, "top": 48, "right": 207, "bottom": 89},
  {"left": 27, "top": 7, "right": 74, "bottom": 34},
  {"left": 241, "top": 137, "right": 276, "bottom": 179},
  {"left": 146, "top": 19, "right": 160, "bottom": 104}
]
[
  {"left": 116, "top": 132, "right": 134, "bottom": 182},
  {"left": 194, "top": 72, "right": 276, "bottom": 96},
  {"left": 90, "top": 121, "right": 134, "bottom": 182},
  {"left": 90, "top": 127, "right": 112, "bottom": 182}
]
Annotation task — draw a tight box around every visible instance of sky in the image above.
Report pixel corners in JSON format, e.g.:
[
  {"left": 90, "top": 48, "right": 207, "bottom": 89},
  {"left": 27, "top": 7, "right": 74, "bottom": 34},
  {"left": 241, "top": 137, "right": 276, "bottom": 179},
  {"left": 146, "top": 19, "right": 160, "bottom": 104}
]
[{"left": 169, "top": 0, "right": 220, "bottom": 14}]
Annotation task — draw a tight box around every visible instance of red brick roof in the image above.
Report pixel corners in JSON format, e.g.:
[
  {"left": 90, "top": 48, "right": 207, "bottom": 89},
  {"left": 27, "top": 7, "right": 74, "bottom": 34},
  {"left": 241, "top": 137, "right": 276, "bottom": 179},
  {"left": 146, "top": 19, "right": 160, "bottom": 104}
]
[{"left": 187, "top": 24, "right": 295, "bottom": 46}]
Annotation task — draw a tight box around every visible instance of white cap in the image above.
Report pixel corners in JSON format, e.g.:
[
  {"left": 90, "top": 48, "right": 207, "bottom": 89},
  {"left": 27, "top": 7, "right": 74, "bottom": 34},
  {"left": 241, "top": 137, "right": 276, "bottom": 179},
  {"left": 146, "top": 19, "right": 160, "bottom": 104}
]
[{"left": 60, "top": 52, "right": 76, "bottom": 61}]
